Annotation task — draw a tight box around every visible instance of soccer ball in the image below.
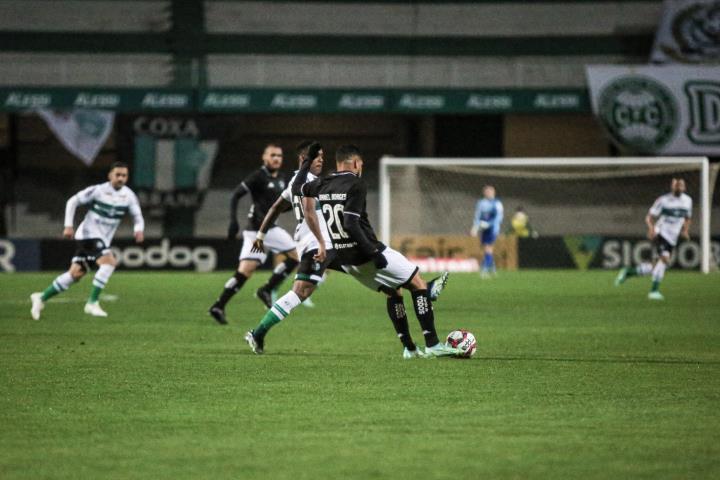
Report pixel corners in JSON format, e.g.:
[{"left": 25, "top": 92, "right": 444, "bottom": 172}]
[{"left": 446, "top": 330, "right": 477, "bottom": 358}]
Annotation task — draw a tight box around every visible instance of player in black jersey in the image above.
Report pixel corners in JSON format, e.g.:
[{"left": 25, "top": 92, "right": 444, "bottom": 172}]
[
  {"left": 296, "top": 145, "right": 459, "bottom": 357},
  {"left": 208, "top": 144, "right": 299, "bottom": 324}
]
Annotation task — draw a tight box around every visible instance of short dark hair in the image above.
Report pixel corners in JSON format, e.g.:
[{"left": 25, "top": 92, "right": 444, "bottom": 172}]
[
  {"left": 296, "top": 140, "right": 314, "bottom": 157},
  {"left": 336, "top": 144, "right": 362, "bottom": 163},
  {"left": 109, "top": 161, "right": 128, "bottom": 171}
]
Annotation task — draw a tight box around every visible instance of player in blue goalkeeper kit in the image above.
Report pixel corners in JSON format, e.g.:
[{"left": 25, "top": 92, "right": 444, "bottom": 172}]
[{"left": 471, "top": 185, "right": 503, "bottom": 277}]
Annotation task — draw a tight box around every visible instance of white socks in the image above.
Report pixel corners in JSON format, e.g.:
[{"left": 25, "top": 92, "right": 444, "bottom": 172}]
[
  {"left": 93, "top": 264, "right": 115, "bottom": 289},
  {"left": 271, "top": 291, "right": 302, "bottom": 320},
  {"left": 652, "top": 261, "right": 667, "bottom": 283},
  {"left": 52, "top": 271, "right": 75, "bottom": 292}
]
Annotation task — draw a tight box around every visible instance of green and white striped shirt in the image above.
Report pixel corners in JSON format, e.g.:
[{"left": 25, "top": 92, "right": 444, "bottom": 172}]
[{"left": 64, "top": 182, "right": 144, "bottom": 246}]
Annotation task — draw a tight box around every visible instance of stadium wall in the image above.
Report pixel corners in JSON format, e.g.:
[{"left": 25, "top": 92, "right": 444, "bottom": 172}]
[{"left": 2, "top": 235, "right": 717, "bottom": 273}]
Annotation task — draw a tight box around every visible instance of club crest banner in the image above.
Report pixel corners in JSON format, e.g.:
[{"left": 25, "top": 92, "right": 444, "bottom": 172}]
[
  {"left": 586, "top": 65, "right": 720, "bottom": 154},
  {"left": 651, "top": 0, "right": 720, "bottom": 64},
  {"left": 37, "top": 109, "right": 114, "bottom": 166}
]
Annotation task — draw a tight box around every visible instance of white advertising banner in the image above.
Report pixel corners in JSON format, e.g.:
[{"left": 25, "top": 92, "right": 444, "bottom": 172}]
[
  {"left": 37, "top": 109, "right": 114, "bottom": 166},
  {"left": 586, "top": 65, "right": 720, "bottom": 154},
  {"left": 651, "top": 0, "right": 720, "bottom": 64}
]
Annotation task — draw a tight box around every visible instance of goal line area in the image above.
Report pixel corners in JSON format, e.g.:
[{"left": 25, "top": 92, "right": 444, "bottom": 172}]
[{"left": 379, "top": 157, "right": 717, "bottom": 274}]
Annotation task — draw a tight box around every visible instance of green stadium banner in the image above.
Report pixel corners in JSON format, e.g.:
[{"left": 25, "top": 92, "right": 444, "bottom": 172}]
[
  {"left": 198, "top": 88, "right": 589, "bottom": 113},
  {"left": 0, "top": 88, "right": 194, "bottom": 112},
  {"left": 0, "top": 87, "right": 589, "bottom": 113}
]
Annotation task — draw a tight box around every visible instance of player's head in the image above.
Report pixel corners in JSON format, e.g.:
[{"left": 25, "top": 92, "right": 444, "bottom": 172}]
[
  {"left": 108, "top": 161, "right": 129, "bottom": 190},
  {"left": 483, "top": 185, "right": 496, "bottom": 199},
  {"left": 671, "top": 178, "right": 686, "bottom": 196},
  {"left": 262, "top": 143, "right": 283, "bottom": 172},
  {"left": 335, "top": 144, "right": 363, "bottom": 176},
  {"left": 296, "top": 140, "right": 324, "bottom": 176}
]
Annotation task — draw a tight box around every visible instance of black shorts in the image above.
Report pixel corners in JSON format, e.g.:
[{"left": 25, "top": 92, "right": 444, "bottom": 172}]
[
  {"left": 654, "top": 234, "right": 674, "bottom": 258},
  {"left": 295, "top": 249, "right": 338, "bottom": 284},
  {"left": 71, "top": 238, "right": 110, "bottom": 271}
]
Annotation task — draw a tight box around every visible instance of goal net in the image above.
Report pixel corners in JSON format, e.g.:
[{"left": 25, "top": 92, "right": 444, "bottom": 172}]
[{"left": 379, "top": 157, "right": 717, "bottom": 274}]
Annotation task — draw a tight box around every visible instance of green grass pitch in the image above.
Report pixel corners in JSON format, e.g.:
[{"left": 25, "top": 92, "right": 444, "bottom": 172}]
[{"left": 1, "top": 270, "right": 719, "bottom": 479}]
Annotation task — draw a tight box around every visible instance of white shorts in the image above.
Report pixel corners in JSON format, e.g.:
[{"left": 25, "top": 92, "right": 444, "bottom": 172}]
[
  {"left": 239, "top": 227, "right": 296, "bottom": 263},
  {"left": 342, "top": 247, "right": 419, "bottom": 291}
]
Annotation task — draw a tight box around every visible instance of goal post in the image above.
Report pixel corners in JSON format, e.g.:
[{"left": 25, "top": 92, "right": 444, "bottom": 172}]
[{"left": 379, "top": 157, "right": 715, "bottom": 274}]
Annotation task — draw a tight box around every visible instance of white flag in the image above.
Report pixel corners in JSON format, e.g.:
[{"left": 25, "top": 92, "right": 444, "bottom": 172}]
[
  {"left": 651, "top": 0, "right": 720, "bottom": 64},
  {"left": 37, "top": 109, "right": 115, "bottom": 166}
]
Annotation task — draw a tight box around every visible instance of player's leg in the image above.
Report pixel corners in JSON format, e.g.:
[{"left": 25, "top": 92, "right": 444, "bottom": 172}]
[
  {"left": 209, "top": 230, "right": 263, "bottom": 324},
  {"left": 31, "top": 260, "right": 87, "bottom": 320},
  {"left": 381, "top": 288, "right": 423, "bottom": 358},
  {"left": 245, "top": 249, "right": 331, "bottom": 353},
  {"left": 480, "top": 229, "right": 497, "bottom": 277},
  {"left": 648, "top": 237, "right": 672, "bottom": 300},
  {"left": 256, "top": 251, "right": 299, "bottom": 309},
  {"left": 255, "top": 227, "right": 299, "bottom": 308},
  {"left": 209, "top": 260, "right": 259, "bottom": 324},
  {"left": 615, "top": 261, "right": 653, "bottom": 286},
  {"left": 427, "top": 271, "right": 450, "bottom": 301},
  {"left": 83, "top": 251, "right": 117, "bottom": 317},
  {"left": 403, "top": 272, "right": 460, "bottom": 357},
  {"left": 351, "top": 247, "right": 460, "bottom": 356}
]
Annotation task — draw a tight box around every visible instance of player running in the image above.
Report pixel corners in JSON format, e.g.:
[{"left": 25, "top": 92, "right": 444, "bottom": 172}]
[
  {"left": 30, "top": 162, "right": 144, "bottom": 319},
  {"left": 471, "top": 185, "right": 503, "bottom": 278},
  {"left": 281, "top": 144, "right": 457, "bottom": 358},
  {"left": 615, "top": 178, "right": 692, "bottom": 300},
  {"left": 208, "top": 144, "right": 299, "bottom": 325},
  {"left": 242, "top": 141, "right": 332, "bottom": 350}
]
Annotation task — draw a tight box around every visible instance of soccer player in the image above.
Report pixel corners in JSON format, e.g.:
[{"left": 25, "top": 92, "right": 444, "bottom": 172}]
[
  {"left": 287, "top": 145, "right": 458, "bottom": 358},
  {"left": 243, "top": 141, "right": 332, "bottom": 352},
  {"left": 471, "top": 185, "right": 504, "bottom": 278},
  {"left": 30, "top": 162, "right": 144, "bottom": 319},
  {"left": 615, "top": 178, "right": 692, "bottom": 300},
  {"left": 208, "top": 144, "right": 298, "bottom": 324}
]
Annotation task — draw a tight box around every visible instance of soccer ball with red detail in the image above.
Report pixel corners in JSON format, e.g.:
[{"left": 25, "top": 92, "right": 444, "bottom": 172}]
[{"left": 446, "top": 330, "right": 477, "bottom": 358}]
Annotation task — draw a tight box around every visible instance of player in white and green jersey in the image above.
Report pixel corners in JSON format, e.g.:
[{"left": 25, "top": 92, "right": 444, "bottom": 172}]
[
  {"left": 244, "top": 141, "right": 333, "bottom": 352},
  {"left": 30, "top": 162, "right": 145, "bottom": 319},
  {"left": 615, "top": 178, "right": 692, "bottom": 300}
]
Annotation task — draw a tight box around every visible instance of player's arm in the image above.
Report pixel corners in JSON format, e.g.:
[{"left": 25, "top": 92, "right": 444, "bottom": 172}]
[
  {"left": 228, "top": 179, "right": 251, "bottom": 239},
  {"left": 290, "top": 142, "right": 322, "bottom": 197},
  {"left": 301, "top": 197, "right": 326, "bottom": 262},
  {"left": 63, "top": 186, "right": 95, "bottom": 238},
  {"left": 129, "top": 192, "right": 145, "bottom": 244},
  {"left": 251, "top": 196, "right": 292, "bottom": 253},
  {"left": 681, "top": 217, "right": 691, "bottom": 240},
  {"left": 645, "top": 213, "right": 657, "bottom": 240},
  {"left": 342, "top": 182, "right": 386, "bottom": 268}
]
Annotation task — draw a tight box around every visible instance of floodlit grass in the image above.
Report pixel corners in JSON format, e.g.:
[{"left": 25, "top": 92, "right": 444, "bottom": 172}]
[{"left": 1, "top": 270, "right": 719, "bottom": 479}]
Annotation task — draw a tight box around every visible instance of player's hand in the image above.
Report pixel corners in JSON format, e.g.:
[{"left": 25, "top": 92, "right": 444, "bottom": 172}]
[
  {"left": 62, "top": 227, "right": 74, "bottom": 239},
  {"left": 302, "top": 142, "right": 322, "bottom": 167},
  {"left": 372, "top": 251, "right": 388, "bottom": 269},
  {"left": 251, "top": 239, "right": 265, "bottom": 253},
  {"left": 227, "top": 220, "right": 240, "bottom": 240},
  {"left": 470, "top": 226, "right": 479, "bottom": 237},
  {"left": 479, "top": 220, "right": 490, "bottom": 230},
  {"left": 314, "top": 245, "right": 326, "bottom": 263},
  {"left": 134, "top": 231, "right": 144, "bottom": 244}
]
